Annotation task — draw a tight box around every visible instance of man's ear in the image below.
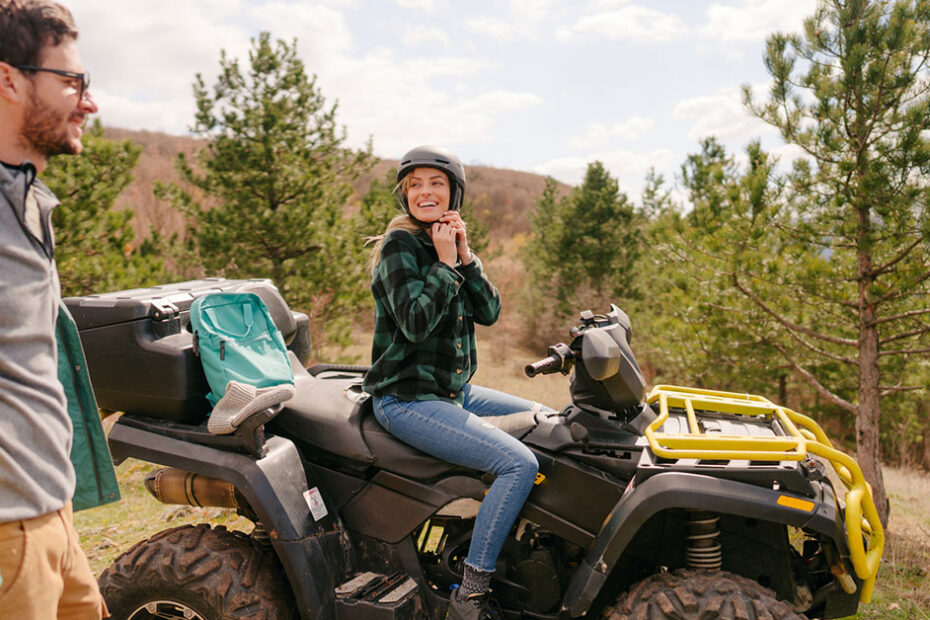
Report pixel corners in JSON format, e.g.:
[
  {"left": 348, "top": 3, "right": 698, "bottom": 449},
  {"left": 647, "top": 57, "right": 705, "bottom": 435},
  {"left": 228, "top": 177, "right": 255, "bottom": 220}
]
[{"left": 0, "top": 62, "right": 25, "bottom": 104}]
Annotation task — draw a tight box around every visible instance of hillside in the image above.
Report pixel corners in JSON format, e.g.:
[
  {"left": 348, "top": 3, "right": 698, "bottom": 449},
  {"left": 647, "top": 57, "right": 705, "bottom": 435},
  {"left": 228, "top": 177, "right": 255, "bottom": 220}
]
[{"left": 102, "top": 127, "right": 569, "bottom": 245}]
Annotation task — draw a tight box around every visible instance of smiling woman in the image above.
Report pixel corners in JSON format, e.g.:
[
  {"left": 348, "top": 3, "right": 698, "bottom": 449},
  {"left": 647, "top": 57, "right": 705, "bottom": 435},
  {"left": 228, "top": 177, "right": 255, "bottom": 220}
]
[
  {"left": 405, "top": 167, "right": 451, "bottom": 224},
  {"left": 362, "top": 144, "right": 555, "bottom": 620}
]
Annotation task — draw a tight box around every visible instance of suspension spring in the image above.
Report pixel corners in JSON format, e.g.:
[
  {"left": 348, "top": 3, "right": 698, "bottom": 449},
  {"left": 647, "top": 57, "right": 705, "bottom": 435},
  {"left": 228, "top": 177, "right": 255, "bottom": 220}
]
[{"left": 685, "top": 511, "right": 722, "bottom": 570}]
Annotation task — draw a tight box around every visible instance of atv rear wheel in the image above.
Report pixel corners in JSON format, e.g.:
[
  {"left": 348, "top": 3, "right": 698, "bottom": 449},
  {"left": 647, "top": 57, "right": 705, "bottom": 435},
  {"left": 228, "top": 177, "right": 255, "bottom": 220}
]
[
  {"left": 98, "top": 524, "right": 296, "bottom": 620},
  {"left": 603, "top": 569, "right": 807, "bottom": 620}
]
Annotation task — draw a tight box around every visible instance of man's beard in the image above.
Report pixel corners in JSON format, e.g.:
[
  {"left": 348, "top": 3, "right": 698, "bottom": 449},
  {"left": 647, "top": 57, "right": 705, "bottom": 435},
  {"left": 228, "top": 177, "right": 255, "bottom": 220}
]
[{"left": 20, "top": 88, "right": 80, "bottom": 158}]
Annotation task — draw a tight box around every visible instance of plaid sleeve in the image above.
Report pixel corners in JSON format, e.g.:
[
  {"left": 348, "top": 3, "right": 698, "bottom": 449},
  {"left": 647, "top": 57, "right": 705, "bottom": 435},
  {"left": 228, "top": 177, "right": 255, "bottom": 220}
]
[
  {"left": 376, "top": 231, "right": 464, "bottom": 343},
  {"left": 458, "top": 253, "right": 501, "bottom": 326}
]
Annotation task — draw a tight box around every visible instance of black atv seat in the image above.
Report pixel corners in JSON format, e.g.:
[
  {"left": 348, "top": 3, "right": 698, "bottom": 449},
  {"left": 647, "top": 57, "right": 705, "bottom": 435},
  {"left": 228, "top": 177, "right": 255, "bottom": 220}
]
[{"left": 268, "top": 355, "right": 540, "bottom": 480}]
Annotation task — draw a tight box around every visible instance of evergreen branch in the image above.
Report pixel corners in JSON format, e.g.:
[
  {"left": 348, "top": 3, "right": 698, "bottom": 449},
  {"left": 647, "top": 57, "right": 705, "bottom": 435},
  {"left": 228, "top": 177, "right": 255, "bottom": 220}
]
[
  {"left": 871, "top": 236, "right": 924, "bottom": 278},
  {"left": 732, "top": 273, "right": 858, "bottom": 347},
  {"left": 869, "top": 307, "right": 930, "bottom": 326},
  {"left": 878, "top": 384, "right": 924, "bottom": 397},
  {"left": 783, "top": 324, "right": 859, "bottom": 365},
  {"left": 768, "top": 340, "right": 858, "bottom": 415},
  {"left": 879, "top": 346, "right": 930, "bottom": 357},
  {"left": 873, "top": 268, "right": 930, "bottom": 306},
  {"left": 880, "top": 325, "right": 930, "bottom": 346}
]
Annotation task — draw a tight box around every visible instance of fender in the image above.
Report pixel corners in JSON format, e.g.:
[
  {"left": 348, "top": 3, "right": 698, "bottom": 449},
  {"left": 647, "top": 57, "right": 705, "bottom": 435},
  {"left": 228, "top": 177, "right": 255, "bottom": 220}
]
[
  {"left": 559, "top": 471, "right": 849, "bottom": 617},
  {"left": 108, "top": 418, "right": 345, "bottom": 620}
]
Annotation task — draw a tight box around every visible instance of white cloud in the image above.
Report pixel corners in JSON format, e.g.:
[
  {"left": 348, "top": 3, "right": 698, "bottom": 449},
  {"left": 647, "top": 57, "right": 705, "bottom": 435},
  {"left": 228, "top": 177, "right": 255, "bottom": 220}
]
[
  {"left": 466, "top": 16, "right": 519, "bottom": 40},
  {"left": 610, "top": 116, "right": 654, "bottom": 140},
  {"left": 391, "top": 0, "right": 437, "bottom": 10},
  {"left": 673, "top": 85, "right": 772, "bottom": 142},
  {"left": 702, "top": 0, "right": 818, "bottom": 42},
  {"left": 556, "top": 5, "right": 688, "bottom": 42},
  {"left": 533, "top": 147, "right": 677, "bottom": 194},
  {"left": 589, "top": 0, "right": 634, "bottom": 10},
  {"left": 466, "top": 6, "right": 550, "bottom": 41},
  {"left": 92, "top": 91, "right": 195, "bottom": 135},
  {"left": 313, "top": 44, "right": 540, "bottom": 156},
  {"left": 69, "top": 0, "right": 249, "bottom": 134},
  {"left": 510, "top": 0, "right": 552, "bottom": 22},
  {"left": 249, "top": 3, "right": 355, "bottom": 72},
  {"left": 568, "top": 117, "right": 654, "bottom": 149},
  {"left": 352, "top": 87, "right": 542, "bottom": 157},
  {"left": 532, "top": 155, "right": 589, "bottom": 185},
  {"left": 569, "top": 124, "right": 611, "bottom": 149},
  {"left": 401, "top": 24, "right": 452, "bottom": 48},
  {"left": 465, "top": 0, "right": 551, "bottom": 40}
]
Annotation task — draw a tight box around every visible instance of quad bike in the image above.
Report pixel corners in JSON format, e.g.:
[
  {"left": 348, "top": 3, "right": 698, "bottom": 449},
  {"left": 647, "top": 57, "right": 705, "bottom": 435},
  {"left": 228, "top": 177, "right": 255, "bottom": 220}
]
[{"left": 65, "top": 278, "right": 884, "bottom": 620}]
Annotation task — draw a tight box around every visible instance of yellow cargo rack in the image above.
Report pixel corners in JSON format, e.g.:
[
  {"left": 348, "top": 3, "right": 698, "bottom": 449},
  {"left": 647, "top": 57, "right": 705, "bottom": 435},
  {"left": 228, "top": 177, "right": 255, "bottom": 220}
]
[{"left": 645, "top": 384, "right": 884, "bottom": 603}]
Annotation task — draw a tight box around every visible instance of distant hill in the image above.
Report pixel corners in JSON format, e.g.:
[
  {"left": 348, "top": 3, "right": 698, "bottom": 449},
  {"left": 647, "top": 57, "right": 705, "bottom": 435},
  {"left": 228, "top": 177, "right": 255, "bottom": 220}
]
[{"left": 103, "top": 127, "right": 571, "bottom": 245}]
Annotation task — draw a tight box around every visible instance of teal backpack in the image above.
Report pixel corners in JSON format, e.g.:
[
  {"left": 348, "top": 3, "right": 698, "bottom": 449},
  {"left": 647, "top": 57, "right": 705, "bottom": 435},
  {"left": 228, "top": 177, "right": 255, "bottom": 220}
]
[{"left": 190, "top": 292, "right": 294, "bottom": 406}]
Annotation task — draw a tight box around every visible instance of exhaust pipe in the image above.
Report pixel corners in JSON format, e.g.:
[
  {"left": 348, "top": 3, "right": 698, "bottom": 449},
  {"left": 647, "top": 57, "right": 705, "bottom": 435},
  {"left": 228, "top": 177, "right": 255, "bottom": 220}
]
[{"left": 144, "top": 467, "right": 244, "bottom": 509}]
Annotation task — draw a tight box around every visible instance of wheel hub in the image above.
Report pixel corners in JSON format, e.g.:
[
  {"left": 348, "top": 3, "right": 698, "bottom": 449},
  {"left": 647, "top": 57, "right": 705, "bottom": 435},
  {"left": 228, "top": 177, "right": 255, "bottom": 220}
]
[{"left": 129, "top": 600, "right": 206, "bottom": 620}]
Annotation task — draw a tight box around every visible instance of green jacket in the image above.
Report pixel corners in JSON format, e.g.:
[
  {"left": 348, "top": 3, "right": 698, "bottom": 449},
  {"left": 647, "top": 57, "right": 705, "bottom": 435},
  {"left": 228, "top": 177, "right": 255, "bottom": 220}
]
[
  {"left": 362, "top": 229, "right": 501, "bottom": 405},
  {"left": 56, "top": 302, "right": 120, "bottom": 511}
]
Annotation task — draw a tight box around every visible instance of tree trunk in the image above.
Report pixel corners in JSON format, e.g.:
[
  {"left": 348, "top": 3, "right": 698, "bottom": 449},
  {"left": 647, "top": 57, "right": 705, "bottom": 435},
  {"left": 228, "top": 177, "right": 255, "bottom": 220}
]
[
  {"left": 856, "top": 207, "right": 889, "bottom": 527},
  {"left": 920, "top": 401, "right": 930, "bottom": 471},
  {"left": 855, "top": 350, "right": 889, "bottom": 527}
]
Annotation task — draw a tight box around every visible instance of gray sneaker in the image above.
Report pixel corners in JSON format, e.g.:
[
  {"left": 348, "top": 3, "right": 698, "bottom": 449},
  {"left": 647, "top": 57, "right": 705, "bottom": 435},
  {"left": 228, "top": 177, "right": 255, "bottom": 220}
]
[{"left": 446, "top": 589, "right": 498, "bottom": 620}]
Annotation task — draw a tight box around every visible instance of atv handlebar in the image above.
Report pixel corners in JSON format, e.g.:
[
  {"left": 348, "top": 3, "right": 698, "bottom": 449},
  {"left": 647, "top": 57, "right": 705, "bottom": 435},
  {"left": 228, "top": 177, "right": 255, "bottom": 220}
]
[{"left": 525, "top": 343, "right": 574, "bottom": 377}]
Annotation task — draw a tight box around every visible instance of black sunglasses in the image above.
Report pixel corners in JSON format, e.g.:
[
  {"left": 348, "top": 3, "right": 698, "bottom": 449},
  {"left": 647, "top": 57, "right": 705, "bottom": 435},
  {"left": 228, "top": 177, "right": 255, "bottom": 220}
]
[{"left": 14, "top": 65, "right": 90, "bottom": 99}]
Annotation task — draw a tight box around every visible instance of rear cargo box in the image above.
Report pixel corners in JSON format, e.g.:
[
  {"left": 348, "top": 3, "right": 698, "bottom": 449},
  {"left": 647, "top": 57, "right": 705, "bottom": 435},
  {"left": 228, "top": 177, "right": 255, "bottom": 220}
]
[{"left": 65, "top": 278, "right": 310, "bottom": 424}]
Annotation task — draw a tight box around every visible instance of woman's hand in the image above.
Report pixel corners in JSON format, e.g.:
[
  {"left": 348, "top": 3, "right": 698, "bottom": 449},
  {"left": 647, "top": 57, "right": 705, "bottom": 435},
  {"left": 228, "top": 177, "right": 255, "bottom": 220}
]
[
  {"left": 431, "top": 221, "right": 459, "bottom": 267},
  {"left": 439, "top": 211, "right": 472, "bottom": 265}
]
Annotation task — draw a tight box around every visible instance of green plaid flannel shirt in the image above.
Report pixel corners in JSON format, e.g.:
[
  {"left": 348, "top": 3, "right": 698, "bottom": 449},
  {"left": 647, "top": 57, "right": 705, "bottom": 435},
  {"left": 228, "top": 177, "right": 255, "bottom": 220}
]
[{"left": 362, "top": 229, "right": 501, "bottom": 404}]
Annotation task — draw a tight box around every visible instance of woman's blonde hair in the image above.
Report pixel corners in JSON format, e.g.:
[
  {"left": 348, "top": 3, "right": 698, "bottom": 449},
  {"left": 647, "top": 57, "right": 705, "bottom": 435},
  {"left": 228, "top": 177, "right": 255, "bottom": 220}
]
[{"left": 366, "top": 177, "right": 424, "bottom": 274}]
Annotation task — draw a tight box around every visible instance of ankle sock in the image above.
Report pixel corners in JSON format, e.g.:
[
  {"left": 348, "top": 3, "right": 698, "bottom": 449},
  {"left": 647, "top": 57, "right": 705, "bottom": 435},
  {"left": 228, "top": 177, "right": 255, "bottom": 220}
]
[{"left": 459, "top": 564, "right": 493, "bottom": 599}]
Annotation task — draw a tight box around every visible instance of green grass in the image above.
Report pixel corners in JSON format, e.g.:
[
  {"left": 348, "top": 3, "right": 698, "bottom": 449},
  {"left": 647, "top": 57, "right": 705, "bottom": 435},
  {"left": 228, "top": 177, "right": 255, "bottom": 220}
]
[{"left": 74, "top": 457, "right": 253, "bottom": 576}]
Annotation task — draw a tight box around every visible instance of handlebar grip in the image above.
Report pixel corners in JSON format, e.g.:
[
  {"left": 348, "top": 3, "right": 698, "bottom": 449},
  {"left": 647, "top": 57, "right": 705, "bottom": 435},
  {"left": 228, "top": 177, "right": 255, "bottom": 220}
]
[{"left": 525, "top": 355, "right": 561, "bottom": 378}]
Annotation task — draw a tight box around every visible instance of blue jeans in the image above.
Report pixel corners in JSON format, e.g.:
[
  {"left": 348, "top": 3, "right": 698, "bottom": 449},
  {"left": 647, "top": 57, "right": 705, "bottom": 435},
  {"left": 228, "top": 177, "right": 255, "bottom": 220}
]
[{"left": 373, "top": 384, "right": 552, "bottom": 573}]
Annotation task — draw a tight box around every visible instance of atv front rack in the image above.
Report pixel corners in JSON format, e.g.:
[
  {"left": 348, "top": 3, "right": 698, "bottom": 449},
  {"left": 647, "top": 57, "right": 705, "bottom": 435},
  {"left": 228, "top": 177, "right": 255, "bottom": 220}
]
[{"left": 644, "top": 384, "right": 884, "bottom": 603}]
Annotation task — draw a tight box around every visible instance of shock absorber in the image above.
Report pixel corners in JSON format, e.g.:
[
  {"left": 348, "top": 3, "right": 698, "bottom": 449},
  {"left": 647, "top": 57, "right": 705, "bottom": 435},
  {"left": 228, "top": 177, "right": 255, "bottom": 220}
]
[{"left": 685, "top": 511, "right": 722, "bottom": 570}]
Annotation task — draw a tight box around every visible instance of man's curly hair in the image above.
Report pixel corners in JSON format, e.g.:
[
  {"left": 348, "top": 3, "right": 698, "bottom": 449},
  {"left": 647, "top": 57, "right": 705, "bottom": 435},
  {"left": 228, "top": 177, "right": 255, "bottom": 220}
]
[{"left": 0, "top": 0, "right": 77, "bottom": 67}]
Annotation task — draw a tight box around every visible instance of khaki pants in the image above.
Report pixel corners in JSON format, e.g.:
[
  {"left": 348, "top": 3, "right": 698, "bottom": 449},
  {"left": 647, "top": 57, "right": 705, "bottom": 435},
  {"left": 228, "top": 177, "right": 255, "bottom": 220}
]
[{"left": 0, "top": 502, "right": 107, "bottom": 619}]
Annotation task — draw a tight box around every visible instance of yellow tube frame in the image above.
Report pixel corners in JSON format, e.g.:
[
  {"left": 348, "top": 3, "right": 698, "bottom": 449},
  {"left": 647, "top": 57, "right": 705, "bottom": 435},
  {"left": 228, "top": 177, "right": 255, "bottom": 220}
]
[{"left": 644, "top": 385, "right": 883, "bottom": 603}]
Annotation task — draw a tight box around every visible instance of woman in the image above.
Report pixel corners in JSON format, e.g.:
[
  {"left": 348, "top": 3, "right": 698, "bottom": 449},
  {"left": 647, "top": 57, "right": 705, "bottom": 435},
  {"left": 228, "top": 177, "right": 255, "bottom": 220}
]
[{"left": 363, "top": 145, "right": 551, "bottom": 620}]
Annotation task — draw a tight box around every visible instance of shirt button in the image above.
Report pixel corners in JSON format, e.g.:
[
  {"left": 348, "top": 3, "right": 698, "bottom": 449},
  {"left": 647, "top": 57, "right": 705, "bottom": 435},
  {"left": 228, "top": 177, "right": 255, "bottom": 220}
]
[
  {"left": 458, "top": 315, "right": 463, "bottom": 321},
  {"left": 457, "top": 342, "right": 462, "bottom": 349},
  {"left": 450, "top": 393, "right": 456, "bottom": 398},
  {"left": 456, "top": 368, "right": 462, "bottom": 374}
]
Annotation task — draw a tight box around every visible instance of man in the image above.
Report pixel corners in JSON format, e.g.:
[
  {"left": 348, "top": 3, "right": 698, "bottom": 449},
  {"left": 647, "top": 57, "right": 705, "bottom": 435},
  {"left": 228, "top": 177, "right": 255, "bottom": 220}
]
[{"left": 0, "top": 1, "right": 109, "bottom": 617}]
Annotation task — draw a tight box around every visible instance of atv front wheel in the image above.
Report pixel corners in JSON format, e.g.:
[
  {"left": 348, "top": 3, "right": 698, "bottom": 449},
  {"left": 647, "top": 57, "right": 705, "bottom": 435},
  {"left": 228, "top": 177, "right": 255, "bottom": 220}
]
[
  {"left": 98, "top": 524, "right": 296, "bottom": 620},
  {"left": 603, "top": 569, "right": 807, "bottom": 620}
]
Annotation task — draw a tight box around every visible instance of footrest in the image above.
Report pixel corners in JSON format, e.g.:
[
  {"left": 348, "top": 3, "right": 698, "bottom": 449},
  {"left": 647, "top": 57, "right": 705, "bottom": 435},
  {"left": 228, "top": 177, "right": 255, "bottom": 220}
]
[{"left": 335, "top": 572, "right": 421, "bottom": 620}]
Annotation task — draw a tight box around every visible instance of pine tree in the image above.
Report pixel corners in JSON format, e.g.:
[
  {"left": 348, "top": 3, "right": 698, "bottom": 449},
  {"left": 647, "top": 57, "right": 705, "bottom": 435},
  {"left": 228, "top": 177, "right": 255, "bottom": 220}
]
[
  {"left": 660, "top": 0, "right": 930, "bottom": 524},
  {"left": 157, "top": 33, "right": 373, "bottom": 356},
  {"left": 742, "top": 0, "right": 930, "bottom": 523},
  {"left": 46, "top": 120, "right": 167, "bottom": 296},
  {"left": 522, "top": 163, "right": 640, "bottom": 340}
]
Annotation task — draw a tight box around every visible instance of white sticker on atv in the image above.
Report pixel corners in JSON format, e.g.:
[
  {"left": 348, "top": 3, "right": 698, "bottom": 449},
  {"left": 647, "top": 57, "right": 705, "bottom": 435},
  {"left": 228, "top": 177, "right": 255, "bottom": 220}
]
[{"left": 303, "top": 487, "right": 328, "bottom": 521}]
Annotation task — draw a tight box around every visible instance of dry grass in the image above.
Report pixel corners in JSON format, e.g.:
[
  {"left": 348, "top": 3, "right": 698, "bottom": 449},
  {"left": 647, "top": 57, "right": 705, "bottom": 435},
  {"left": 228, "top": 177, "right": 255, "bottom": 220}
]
[{"left": 852, "top": 467, "right": 930, "bottom": 619}]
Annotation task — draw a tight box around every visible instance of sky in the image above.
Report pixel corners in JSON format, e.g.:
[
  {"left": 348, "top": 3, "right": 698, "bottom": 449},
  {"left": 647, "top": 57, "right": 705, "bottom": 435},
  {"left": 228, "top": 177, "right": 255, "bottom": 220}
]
[{"left": 67, "top": 0, "right": 818, "bottom": 201}]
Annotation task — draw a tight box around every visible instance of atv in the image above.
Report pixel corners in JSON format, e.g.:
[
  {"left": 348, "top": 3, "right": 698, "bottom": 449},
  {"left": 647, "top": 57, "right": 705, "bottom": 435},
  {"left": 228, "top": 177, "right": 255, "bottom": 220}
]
[{"left": 65, "top": 278, "right": 883, "bottom": 620}]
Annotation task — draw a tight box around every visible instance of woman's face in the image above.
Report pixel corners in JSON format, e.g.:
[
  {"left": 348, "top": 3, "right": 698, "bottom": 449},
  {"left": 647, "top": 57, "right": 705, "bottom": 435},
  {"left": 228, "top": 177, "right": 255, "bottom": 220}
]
[{"left": 406, "top": 167, "right": 450, "bottom": 223}]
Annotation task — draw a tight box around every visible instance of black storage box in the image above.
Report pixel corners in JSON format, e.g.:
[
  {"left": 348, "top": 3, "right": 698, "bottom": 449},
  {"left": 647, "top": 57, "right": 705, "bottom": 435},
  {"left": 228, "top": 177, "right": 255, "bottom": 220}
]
[{"left": 64, "top": 278, "right": 311, "bottom": 424}]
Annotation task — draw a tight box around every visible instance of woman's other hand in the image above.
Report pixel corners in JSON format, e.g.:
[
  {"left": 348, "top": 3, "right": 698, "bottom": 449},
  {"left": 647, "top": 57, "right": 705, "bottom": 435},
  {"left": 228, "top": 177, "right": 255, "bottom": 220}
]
[
  {"left": 431, "top": 221, "right": 459, "bottom": 267},
  {"left": 440, "top": 211, "right": 472, "bottom": 265}
]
